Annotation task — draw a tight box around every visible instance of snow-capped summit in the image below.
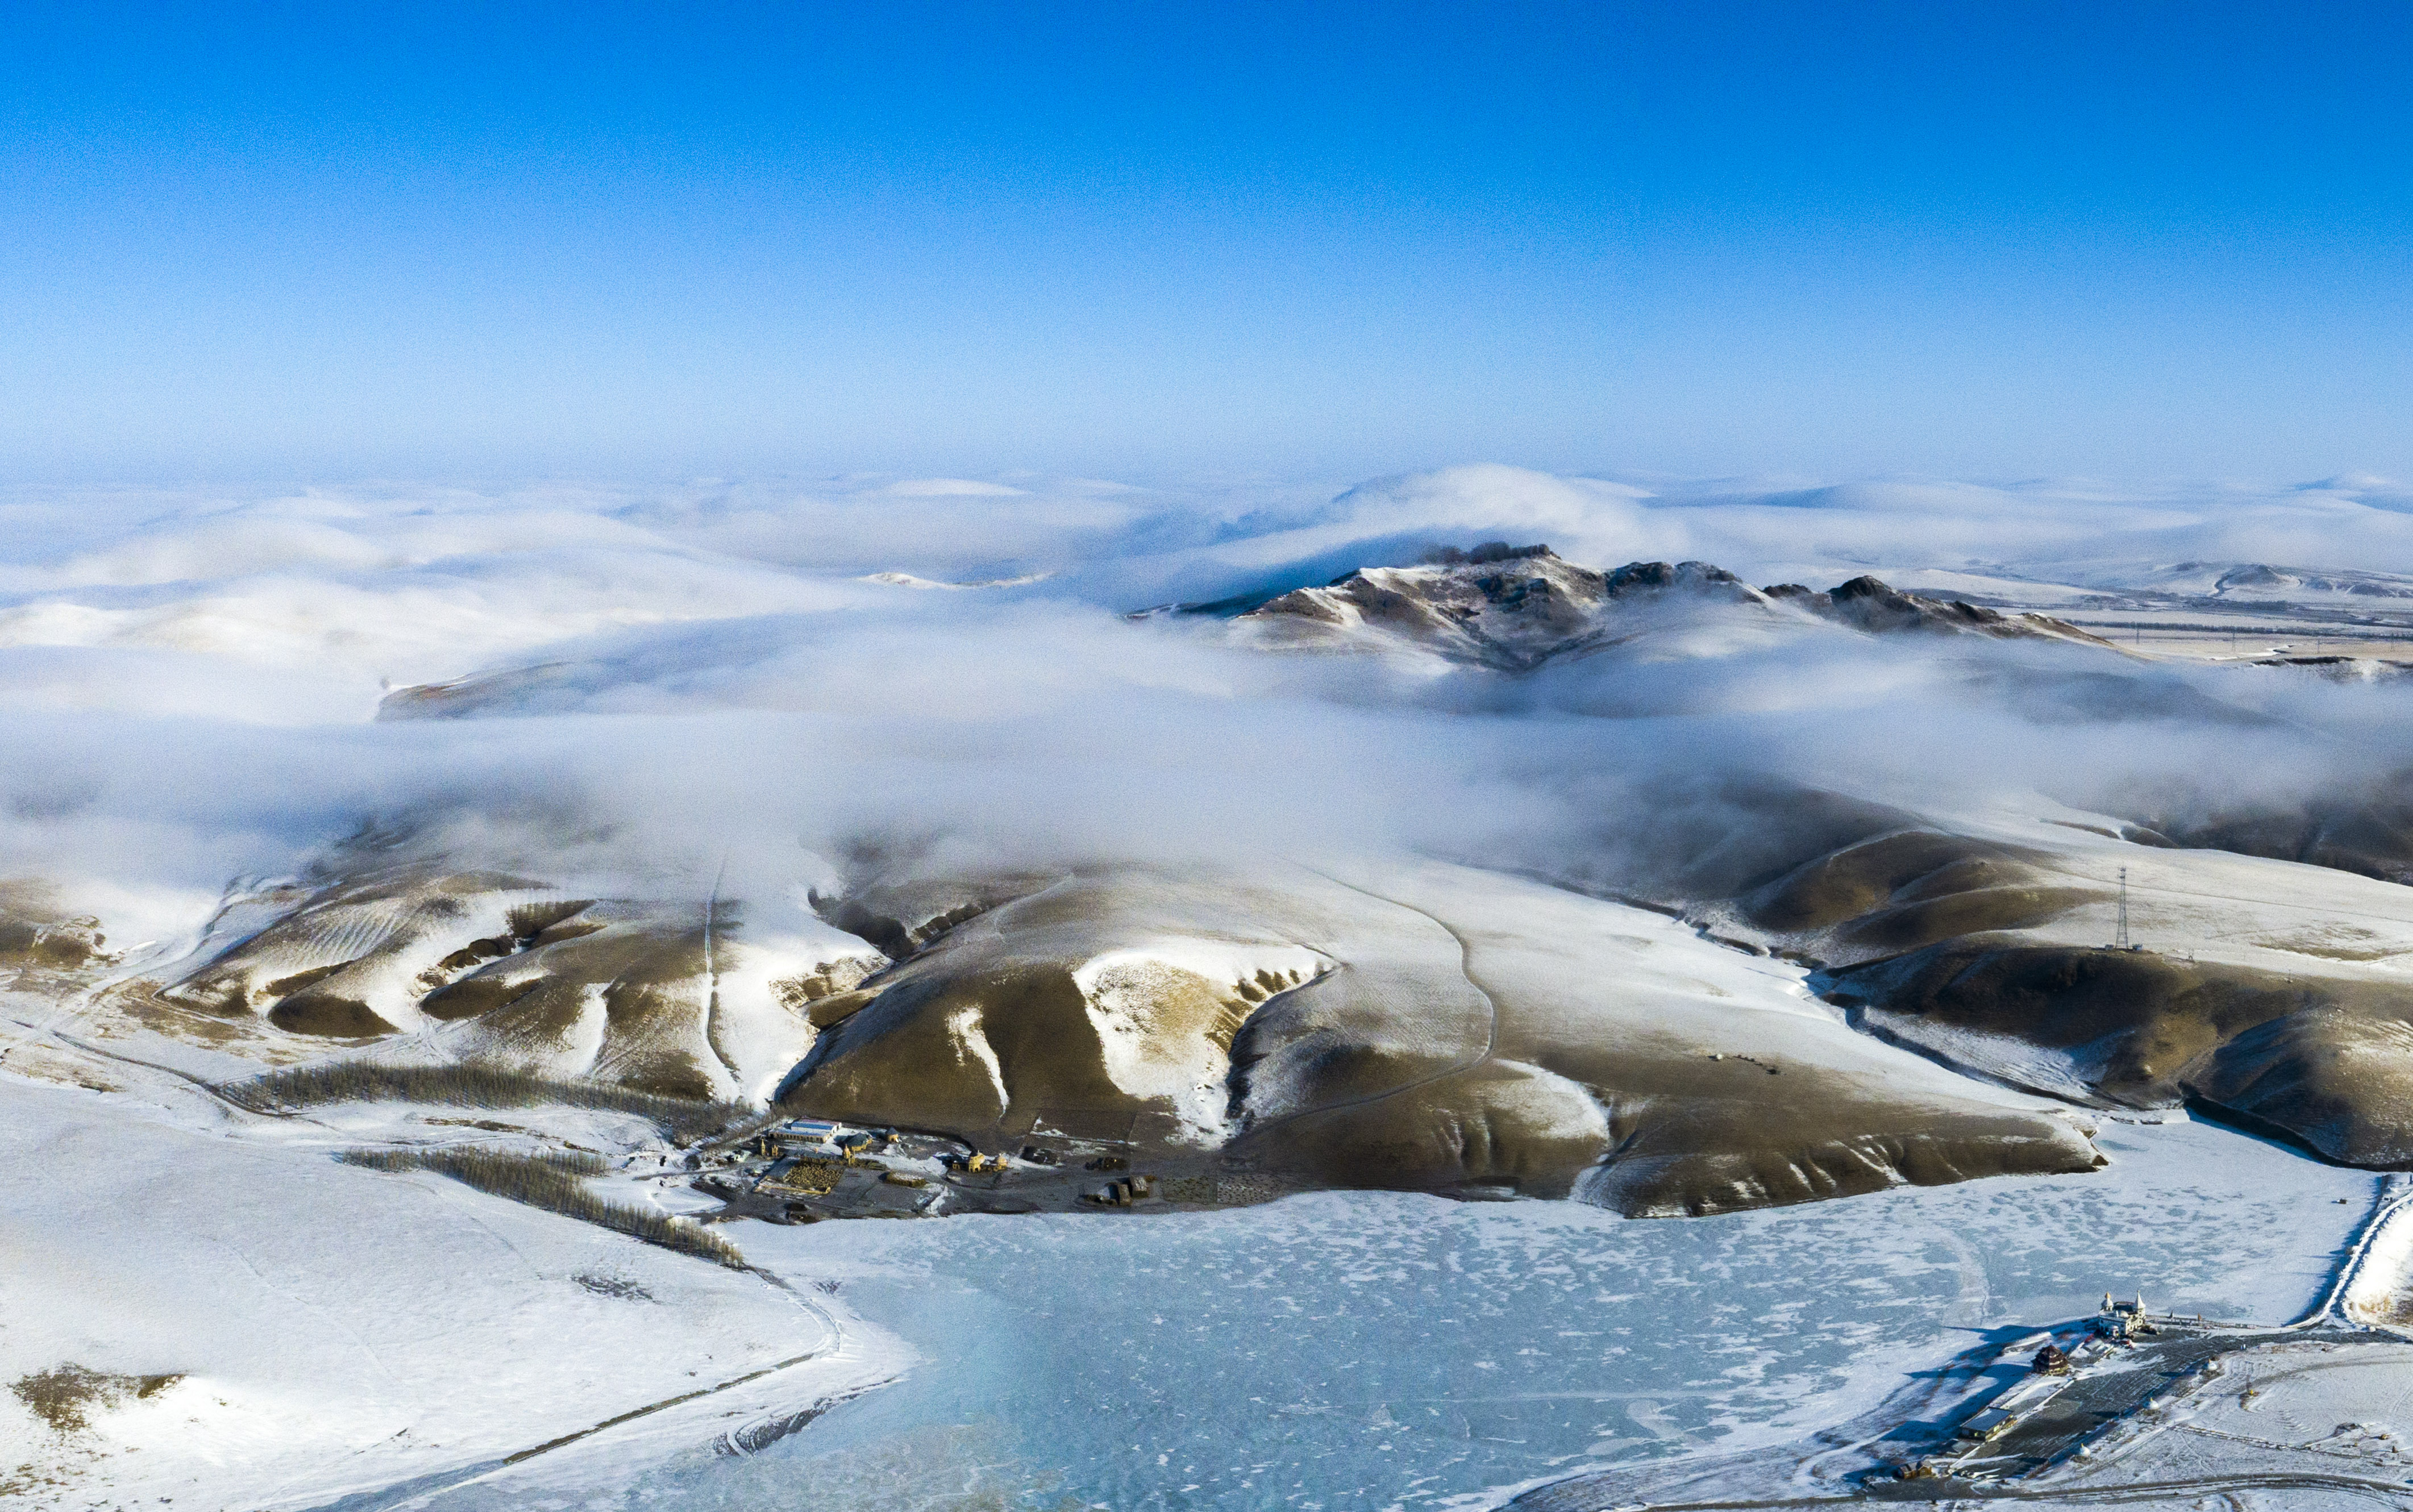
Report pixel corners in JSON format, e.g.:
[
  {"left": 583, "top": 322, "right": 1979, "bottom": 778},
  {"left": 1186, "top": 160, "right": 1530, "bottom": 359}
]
[{"left": 1236, "top": 545, "right": 2115, "bottom": 670}]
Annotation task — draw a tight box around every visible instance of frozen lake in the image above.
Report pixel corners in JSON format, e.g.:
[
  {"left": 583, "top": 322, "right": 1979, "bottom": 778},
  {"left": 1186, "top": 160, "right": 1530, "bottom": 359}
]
[{"left": 468, "top": 1117, "right": 2378, "bottom": 1511}]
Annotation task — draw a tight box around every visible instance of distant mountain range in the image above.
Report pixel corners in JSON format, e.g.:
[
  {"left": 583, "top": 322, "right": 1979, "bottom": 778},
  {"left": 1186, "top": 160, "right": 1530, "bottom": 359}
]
[{"left": 1230, "top": 545, "right": 2116, "bottom": 670}]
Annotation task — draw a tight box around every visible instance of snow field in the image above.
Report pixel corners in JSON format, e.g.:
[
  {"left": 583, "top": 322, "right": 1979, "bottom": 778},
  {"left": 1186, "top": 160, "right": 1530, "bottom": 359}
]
[{"left": 0, "top": 1071, "right": 904, "bottom": 1511}]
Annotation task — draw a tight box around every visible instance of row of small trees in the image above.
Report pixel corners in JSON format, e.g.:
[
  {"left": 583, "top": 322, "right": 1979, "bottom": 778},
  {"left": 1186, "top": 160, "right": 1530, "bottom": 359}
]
[
  {"left": 335, "top": 1146, "right": 746, "bottom": 1267},
  {"left": 217, "top": 1060, "right": 747, "bottom": 1143}
]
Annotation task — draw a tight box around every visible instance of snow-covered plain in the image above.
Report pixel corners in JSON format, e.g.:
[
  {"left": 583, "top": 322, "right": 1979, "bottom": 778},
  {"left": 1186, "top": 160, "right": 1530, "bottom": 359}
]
[{"left": 0, "top": 1037, "right": 904, "bottom": 1510}]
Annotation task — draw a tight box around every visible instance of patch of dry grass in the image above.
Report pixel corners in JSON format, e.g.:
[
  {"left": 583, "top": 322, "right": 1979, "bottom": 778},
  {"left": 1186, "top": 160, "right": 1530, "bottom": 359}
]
[{"left": 10, "top": 1365, "right": 181, "bottom": 1434}]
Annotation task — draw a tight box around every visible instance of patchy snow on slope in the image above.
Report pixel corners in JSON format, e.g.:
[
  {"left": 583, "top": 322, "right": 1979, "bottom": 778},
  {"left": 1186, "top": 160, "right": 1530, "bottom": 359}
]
[
  {"left": 1859, "top": 1011, "right": 2129, "bottom": 1104},
  {"left": 940, "top": 1004, "right": 1008, "bottom": 1118},
  {"left": 1072, "top": 938, "right": 1329, "bottom": 1143},
  {"left": 1873, "top": 567, "right": 2104, "bottom": 606}
]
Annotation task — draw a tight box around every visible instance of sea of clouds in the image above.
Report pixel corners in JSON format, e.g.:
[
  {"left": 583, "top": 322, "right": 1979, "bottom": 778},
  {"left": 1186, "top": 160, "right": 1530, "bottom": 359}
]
[{"left": 3, "top": 465, "right": 2412, "bottom": 950}]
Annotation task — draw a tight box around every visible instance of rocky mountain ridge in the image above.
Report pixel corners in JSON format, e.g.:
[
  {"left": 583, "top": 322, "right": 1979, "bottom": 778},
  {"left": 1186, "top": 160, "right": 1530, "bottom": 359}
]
[{"left": 1234, "top": 545, "right": 2117, "bottom": 670}]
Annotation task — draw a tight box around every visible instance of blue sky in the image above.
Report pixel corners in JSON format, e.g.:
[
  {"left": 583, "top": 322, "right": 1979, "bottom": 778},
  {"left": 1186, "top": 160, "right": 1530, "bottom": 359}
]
[{"left": 5, "top": 2, "right": 2409, "bottom": 482}]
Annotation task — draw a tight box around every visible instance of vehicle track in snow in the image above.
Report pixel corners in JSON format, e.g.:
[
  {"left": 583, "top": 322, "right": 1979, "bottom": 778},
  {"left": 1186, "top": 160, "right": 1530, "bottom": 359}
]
[
  {"left": 283, "top": 1247, "right": 858, "bottom": 1510},
  {"left": 2, "top": 1012, "right": 329, "bottom": 1124},
  {"left": 700, "top": 852, "right": 744, "bottom": 1089},
  {"left": 3, "top": 1010, "right": 872, "bottom": 1511},
  {"left": 1238, "top": 869, "right": 1503, "bottom": 1134}
]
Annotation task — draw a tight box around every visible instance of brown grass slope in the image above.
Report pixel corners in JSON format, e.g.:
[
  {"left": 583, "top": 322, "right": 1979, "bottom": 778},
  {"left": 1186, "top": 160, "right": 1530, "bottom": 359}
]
[
  {"left": 1538, "top": 782, "right": 2413, "bottom": 1175},
  {"left": 785, "top": 863, "right": 2100, "bottom": 1217},
  {"left": 787, "top": 870, "right": 1329, "bottom": 1148},
  {"left": 1826, "top": 942, "right": 2413, "bottom": 1165},
  {"left": 1220, "top": 868, "right": 2100, "bottom": 1216}
]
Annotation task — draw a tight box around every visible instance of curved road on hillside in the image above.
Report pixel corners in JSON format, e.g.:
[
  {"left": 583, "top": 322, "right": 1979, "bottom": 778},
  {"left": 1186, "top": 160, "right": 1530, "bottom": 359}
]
[{"left": 1237, "top": 869, "right": 1503, "bottom": 1136}]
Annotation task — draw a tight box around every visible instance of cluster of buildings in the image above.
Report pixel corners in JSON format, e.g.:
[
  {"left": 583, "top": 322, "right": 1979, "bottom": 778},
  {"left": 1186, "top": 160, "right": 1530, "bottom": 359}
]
[
  {"left": 2092, "top": 1292, "right": 2160, "bottom": 1343},
  {"left": 1084, "top": 1172, "right": 1159, "bottom": 1207},
  {"left": 1899, "top": 1289, "right": 2192, "bottom": 1484},
  {"left": 693, "top": 1115, "right": 1183, "bottom": 1221}
]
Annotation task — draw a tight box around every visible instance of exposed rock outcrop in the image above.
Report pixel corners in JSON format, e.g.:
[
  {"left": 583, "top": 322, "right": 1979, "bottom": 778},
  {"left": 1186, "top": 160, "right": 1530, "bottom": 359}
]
[
  {"left": 1773, "top": 576, "right": 2115, "bottom": 647},
  {"left": 1235, "top": 548, "right": 2116, "bottom": 671}
]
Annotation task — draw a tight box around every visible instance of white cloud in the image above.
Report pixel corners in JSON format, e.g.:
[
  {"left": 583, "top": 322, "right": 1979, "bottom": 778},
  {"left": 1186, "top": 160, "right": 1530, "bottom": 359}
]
[
  {"left": 3, "top": 464, "right": 2411, "bottom": 940},
  {"left": 880, "top": 478, "right": 1030, "bottom": 497}
]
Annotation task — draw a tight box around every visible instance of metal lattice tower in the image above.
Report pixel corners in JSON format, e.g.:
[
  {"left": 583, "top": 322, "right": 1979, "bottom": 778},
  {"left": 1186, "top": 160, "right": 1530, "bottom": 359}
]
[{"left": 2116, "top": 867, "right": 2130, "bottom": 950}]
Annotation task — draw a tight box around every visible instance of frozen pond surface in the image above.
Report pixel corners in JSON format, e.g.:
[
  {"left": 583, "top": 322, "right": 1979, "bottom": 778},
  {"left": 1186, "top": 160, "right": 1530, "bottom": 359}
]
[{"left": 479, "top": 1118, "right": 2377, "bottom": 1511}]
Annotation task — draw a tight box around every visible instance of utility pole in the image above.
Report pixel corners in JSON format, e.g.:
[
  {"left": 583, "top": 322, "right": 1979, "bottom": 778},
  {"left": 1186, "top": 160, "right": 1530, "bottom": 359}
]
[{"left": 2116, "top": 867, "right": 2131, "bottom": 950}]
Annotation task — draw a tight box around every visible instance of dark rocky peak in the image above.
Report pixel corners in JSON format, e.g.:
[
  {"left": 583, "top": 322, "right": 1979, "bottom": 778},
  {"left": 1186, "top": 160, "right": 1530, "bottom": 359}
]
[
  {"left": 1419, "top": 540, "right": 1557, "bottom": 567},
  {"left": 1605, "top": 560, "right": 1748, "bottom": 595},
  {"left": 1821, "top": 574, "right": 1983, "bottom": 632},
  {"left": 1771, "top": 574, "right": 2116, "bottom": 648},
  {"left": 1305, "top": 545, "right": 1606, "bottom": 605}
]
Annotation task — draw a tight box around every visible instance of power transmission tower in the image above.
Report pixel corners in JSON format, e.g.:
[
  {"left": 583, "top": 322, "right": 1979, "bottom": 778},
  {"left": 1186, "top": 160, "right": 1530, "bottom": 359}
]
[{"left": 2116, "top": 867, "right": 2130, "bottom": 950}]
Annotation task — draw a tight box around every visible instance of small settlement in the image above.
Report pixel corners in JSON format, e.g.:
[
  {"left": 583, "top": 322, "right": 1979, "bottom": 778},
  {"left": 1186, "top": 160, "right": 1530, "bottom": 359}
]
[
  {"left": 1896, "top": 1289, "right": 2220, "bottom": 1484},
  {"left": 688, "top": 1117, "right": 1284, "bottom": 1223}
]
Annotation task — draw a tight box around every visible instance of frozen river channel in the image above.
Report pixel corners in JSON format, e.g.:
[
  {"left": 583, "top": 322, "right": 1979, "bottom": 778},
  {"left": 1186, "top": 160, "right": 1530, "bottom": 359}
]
[{"left": 462, "top": 1118, "right": 2378, "bottom": 1511}]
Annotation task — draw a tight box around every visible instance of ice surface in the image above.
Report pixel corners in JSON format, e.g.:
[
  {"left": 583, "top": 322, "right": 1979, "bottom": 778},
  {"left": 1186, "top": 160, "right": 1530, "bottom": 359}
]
[{"left": 419, "top": 1118, "right": 2374, "bottom": 1512}]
